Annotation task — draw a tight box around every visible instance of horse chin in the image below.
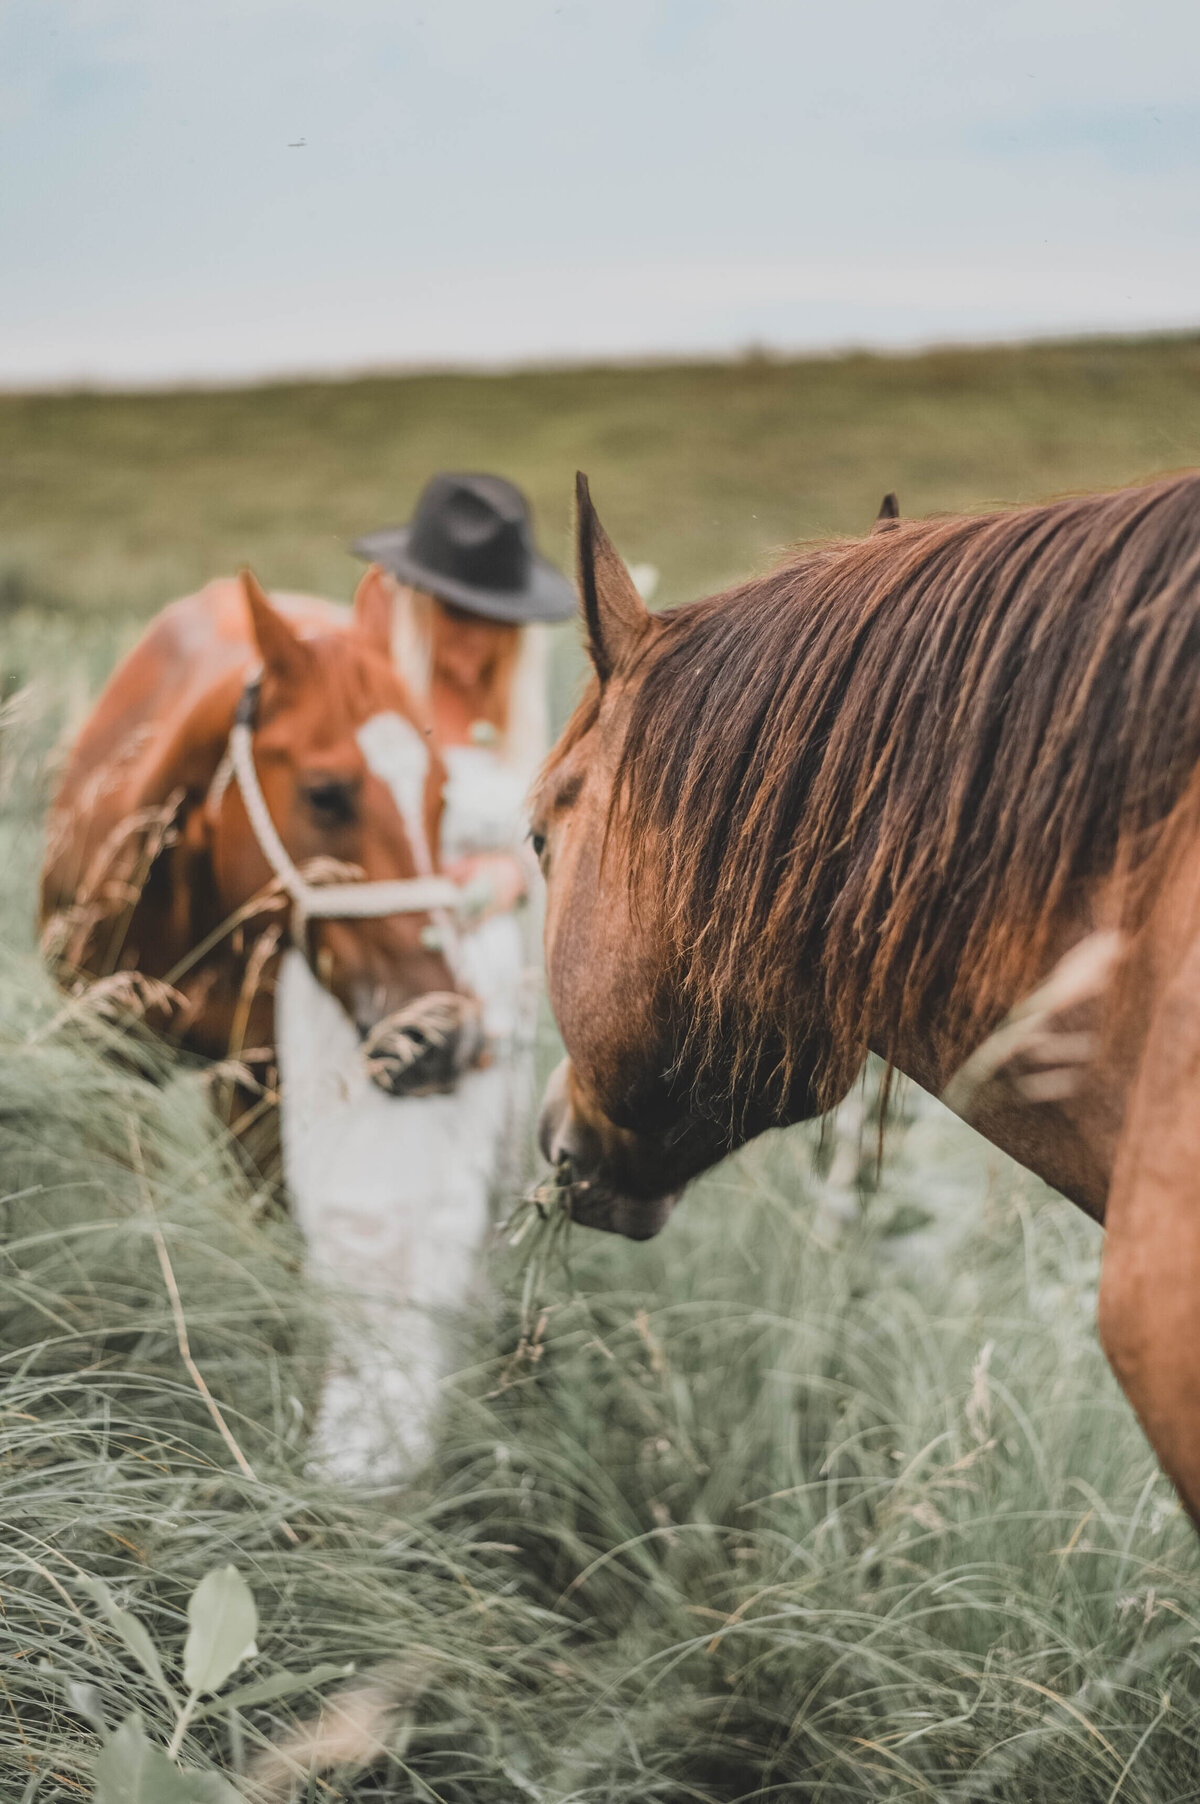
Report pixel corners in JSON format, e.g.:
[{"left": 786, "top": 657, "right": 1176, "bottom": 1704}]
[
  {"left": 537, "top": 1058, "right": 683, "bottom": 1239},
  {"left": 565, "top": 1182, "right": 679, "bottom": 1241}
]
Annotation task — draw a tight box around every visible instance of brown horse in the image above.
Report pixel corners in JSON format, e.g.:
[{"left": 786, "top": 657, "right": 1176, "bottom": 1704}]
[
  {"left": 534, "top": 470, "right": 1200, "bottom": 1525},
  {"left": 41, "top": 568, "right": 477, "bottom": 1094}
]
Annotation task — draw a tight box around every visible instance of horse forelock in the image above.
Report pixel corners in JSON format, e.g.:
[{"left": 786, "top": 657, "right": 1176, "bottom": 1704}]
[
  {"left": 597, "top": 471, "right": 1200, "bottom": 1120},
  {"left": 276, "top": 631, "right": 426, "bottom": 740}
]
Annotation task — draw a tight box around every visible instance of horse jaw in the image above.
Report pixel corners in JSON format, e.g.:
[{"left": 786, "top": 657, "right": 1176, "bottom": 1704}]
[{"left": 536, "top": 1057, "right": 681, "bottom": 1240}]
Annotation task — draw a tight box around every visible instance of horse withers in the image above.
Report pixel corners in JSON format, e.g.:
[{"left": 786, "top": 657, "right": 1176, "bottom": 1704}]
[
  {"left": 533, "top": 470, "right": 1200, "bottom": 1527},
  {"left": 40, "top": 568, "right": 478, "bottom": 1096}
]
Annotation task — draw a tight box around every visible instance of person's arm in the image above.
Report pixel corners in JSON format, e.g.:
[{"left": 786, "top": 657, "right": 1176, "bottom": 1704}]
[{"left": 445, "top": 848, "right": 529, "bottom": 918}]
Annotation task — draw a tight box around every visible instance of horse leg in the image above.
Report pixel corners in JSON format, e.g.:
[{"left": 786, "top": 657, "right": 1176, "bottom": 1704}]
[{"left": 1098, "top": 941, "right": 1200, "bottom": 1526}]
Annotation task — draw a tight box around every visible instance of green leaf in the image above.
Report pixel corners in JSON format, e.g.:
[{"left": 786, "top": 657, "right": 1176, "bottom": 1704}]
[
  {"left": 183, "top": 1566, "right": 258, "bottom": 1696},
  {"left": 195, "top": 1659, "right": 354, "bottom": 1718},
  {"left": 166, "top": 1771, "right": 245, "bottom": 1804},
  {"left": 94, "top": 1713, "right": 153, "bottom": 1804},
  {"left": 95, "top": 1714, "right": 243, "bottom": 1803},
  {"left": 880, "top": 1203, "right": 937, "bottom": 1239},
  {"left": 64, "top": 1677, "right": 107, "bottom": 1734},
  {"left": 80, "top": 1575, "right": 177, "bottom": 1706}
]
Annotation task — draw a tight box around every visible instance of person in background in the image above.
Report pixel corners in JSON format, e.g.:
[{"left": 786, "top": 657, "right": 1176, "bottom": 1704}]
[
  {"left": 354, "top": 472, "right": 574, "bottom": 1058},
  {"left": 276, "top": 472, "right": 575, "bottom": 1483}
]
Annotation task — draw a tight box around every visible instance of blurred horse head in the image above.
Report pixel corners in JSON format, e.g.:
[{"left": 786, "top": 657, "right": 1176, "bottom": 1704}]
[{"left": 41, "top": 565, "right": 479, "bottom": 1094}]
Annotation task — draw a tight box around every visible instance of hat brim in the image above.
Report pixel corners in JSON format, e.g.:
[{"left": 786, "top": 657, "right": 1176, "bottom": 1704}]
[{"left": 351, "top": 526, "right": 577, "bottom": 624}]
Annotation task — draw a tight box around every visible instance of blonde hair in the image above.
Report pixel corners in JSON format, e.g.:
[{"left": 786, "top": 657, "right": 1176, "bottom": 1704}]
[{"left": 389, "top": 584, "right": 549, "bottom": 783}]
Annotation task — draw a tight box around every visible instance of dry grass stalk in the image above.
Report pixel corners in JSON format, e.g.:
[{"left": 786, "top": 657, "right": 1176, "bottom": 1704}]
[
  {"left": 125, "top": 1121, "right": 300, "bottom": 1547},
  {"left": 0, "top": 680, "right": 46, "bottom": 806},
  {"left": 219, "top": 922, "right": 283, "bottom": 1112},
  {"left": 43, "top": 791, "right": 184, "bottom": 978},
  {"left": 31, "top": 969, "right": 185, "bottom": 1046},
  {"left": 158, "top": 857, "right": 361, "bottom": 993},
  {"left": 202, "top": 1051, "right": 276, "bottom": 1099},
  {"left": 491, "top": 1162, "right": 575, "bottom": 1391}
]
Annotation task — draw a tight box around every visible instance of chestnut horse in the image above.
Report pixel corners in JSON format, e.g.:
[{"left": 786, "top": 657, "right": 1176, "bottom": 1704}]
[
  {"left": 41, "top": 569, "right": 477, "bottom": 1095},
  {"left": 534, "top": 470, "right": 1200, "bottom": 1525}
]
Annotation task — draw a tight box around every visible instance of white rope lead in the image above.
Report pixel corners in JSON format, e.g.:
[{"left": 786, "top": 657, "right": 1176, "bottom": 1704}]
[{"left": 226, "top": 720, "right": 462, "bottom": 941}]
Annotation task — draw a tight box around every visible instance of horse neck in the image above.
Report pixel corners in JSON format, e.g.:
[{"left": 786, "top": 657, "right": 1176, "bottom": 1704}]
[
  {"left": 121, "top": 672, "right": 248, "bottom": 962},
  {"left": 869, "top": 908, "right": 1126, "bottom": 1224}
]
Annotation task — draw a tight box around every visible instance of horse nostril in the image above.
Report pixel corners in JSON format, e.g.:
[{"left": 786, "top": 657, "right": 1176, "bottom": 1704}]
[{"left": 366, "top": 1029, "right": 448, "bottom": 1095}]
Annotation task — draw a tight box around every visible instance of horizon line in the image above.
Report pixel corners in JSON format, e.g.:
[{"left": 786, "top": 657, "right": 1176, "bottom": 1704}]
[{"left": 3, "top": 321, "right": 1197, "bottom": 401}]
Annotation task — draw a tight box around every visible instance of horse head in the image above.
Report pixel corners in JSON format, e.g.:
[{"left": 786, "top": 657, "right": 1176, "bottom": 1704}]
[
  {"left": 531, "top": 478, "right": 753, "bottom": 1237},
  {"left": 208, "top": 569, "right": 479, "bottom": 1093}
]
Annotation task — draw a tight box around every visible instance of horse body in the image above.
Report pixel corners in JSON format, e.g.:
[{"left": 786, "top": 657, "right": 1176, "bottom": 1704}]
[
  {"left": 42, "top": 572, "right": 474, "bottom": 1090},
  {"left": 534, "top": 470, "right": 1200, "bottom": 1523}
]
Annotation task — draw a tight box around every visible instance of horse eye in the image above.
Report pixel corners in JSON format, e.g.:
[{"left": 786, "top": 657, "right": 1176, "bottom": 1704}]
[
  {"left": 303, "top": 780, "right": 358, "bottom": 827},
  {"left": 529, "top": 830, "right": 546, "bottom": 860}
]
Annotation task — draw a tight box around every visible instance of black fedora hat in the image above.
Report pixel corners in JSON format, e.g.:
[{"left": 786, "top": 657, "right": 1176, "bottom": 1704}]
[{"left": 351, "top": 472, "right": 576, "bottom": 625}]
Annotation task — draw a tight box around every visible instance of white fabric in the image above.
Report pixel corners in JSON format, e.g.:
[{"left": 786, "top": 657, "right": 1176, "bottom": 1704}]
[
  {"left": 277, "top": 739, "right": 538, "bottom": 1484},
  {"left": 278, "top": 953, "right": 509, "bottom": 1478},
  {"left": 356, "top": 711, "right": 434, "bottom": 874},
  {"left": 442, "top": 746, "right": 530, "bottom": 1043},
  {"left": 441, "top": 743, "right": 528, "bottom": 859}
]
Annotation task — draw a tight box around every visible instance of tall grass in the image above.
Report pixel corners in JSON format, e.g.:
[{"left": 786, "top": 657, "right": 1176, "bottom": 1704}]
[
  {"left": 0, "top": 941, "right": 573, "bottom": 1800},
  {"left": 6, "top": 950, "right": 1200, "bottom": 1798},
  {"left": 5, "top": 341, "right": 1200, "bottom": 1798}
]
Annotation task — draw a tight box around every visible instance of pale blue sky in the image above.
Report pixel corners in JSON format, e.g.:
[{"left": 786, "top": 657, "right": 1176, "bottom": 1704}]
[{"left": 3, "top": 0, "right": 1199, "bottom": 384}]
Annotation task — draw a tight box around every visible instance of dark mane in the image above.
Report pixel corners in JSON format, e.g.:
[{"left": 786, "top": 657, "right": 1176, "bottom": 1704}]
[{"left": 612, "top": 472, "right": 1200, "bottom": 1114}]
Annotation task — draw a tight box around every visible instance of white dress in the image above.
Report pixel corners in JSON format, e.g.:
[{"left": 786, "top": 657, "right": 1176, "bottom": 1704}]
[{"left": 276, "top": 743, "right": 537, "bottom": 1483}]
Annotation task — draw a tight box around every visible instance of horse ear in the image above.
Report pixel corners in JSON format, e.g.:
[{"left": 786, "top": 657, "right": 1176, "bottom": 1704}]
[
  {"left": 575, "top": 472, "right": 650, "bottom": 684},
  {"left": 871, "top": 492, "right": 900, "bottom": 535},
  {"left": 352, "top": 563, "right": 394, "bottom": 659},
  {"left": 240, "top": 569, "right": 308, "bottom": 683}
]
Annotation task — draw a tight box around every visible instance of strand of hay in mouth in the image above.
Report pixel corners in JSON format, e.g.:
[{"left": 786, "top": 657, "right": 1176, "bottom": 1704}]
[
  {"left": 501, "top": 1158, "right": 575, "bottom": 1250},
  {"left": 942, "top": 929, "right": 1126, "bottom": 1116},
  {"left": 493, "top": 1160, "right": 575, "bottom": 1387},
  {"left": 361, "top": 991, "right": 476, "bottom": 1093}
]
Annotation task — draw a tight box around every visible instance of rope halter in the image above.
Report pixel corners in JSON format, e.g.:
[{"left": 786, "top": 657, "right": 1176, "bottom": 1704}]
[{"left": 210, "top": 674, "right": 464, "bottom": 949}]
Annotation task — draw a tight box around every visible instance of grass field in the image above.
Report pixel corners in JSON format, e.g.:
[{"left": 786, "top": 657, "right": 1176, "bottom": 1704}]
[{"left": 3, "top": 336, "right": 1200, "bottom": 1800}]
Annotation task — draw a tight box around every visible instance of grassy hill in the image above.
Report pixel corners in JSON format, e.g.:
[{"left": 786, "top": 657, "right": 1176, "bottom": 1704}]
[
  {"left": 2, "top": 336, "right": 1200, "bottom": 1800},
  {"left": 5, "top": 332, "right": 1200, "bottom": 615}
]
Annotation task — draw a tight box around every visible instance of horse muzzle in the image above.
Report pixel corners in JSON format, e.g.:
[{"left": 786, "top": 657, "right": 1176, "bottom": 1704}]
[
  {"left": 536, "top": 1058, "right": 681, "bottom": 1240},
  {"left": 359, "top": 991, "right": 484, "bottom": 1097}
]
